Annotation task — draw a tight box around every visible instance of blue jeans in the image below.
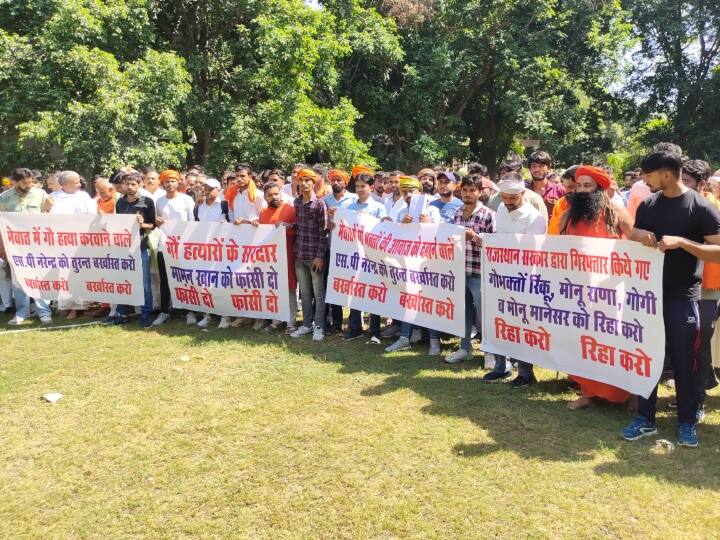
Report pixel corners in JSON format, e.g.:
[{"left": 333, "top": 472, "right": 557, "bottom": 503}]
[
  {"left": 12, "top": 282, "right": 51, "bottom": 319},
  {"left": 400, "top": 321, "right": 439, "bottom": 340},
  {"left": 349, "top": 309, "right": 380, "bottom": 336},
  {"left": 460, "top": 275, "right": 482, "bottom": 351},
  {"left": 117, "top": 247, "right": 153, "bottom": 320},
  {"left": 295, "top": 259, "right": 326, "bottom": 328}
]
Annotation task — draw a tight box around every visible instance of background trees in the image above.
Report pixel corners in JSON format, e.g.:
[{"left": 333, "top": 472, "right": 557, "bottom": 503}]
[{"left": 0, "top": 0, "right": 717, "bottom": 176}]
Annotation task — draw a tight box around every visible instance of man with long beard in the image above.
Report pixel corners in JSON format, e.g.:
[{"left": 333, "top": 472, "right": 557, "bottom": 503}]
[{"left": 556, "top": 166, "right": 634, "bottom": 408}]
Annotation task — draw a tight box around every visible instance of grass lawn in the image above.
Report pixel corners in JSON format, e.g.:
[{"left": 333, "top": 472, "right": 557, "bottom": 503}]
[{"left": 1, "top": 312, "right": 719, "bottom": 538}]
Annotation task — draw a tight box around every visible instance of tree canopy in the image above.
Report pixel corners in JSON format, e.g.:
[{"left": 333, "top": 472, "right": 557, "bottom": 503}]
[{"left": 0, "top": 0, "right": 717, "bottom": 175}]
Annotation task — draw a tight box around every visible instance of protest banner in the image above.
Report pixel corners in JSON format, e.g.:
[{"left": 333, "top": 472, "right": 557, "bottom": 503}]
[
  {"left": 481, "top": 234, "right": 665, "bottom": 398},
  {"left": 326, "top": 208, "right": 465, "bottom": 336},
  {"left": 158, "top": 221, "right": 290, "bottom": 320},
  {"left": 0, "top": 213, "right": 143, "bottom": 304}
]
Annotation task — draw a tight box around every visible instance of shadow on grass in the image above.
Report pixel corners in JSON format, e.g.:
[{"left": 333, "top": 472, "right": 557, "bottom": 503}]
[{"left": 6, "top": 314, "right": 720, "bottom": 489}]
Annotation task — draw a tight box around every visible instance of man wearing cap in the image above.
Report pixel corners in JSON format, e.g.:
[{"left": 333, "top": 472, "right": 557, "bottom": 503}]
[
  {"left": 487, "top": 157, "right": 549, "bottom": 224},
  {"left": 385, "top": 176, "right": 443, "bottom": 354},
  {"left": 0, "top": 168, "right": 54, "bottom": 325},
  {"left": 429, "top": 171, "right": 463, "bottom": 223},
  {"left": 483, "top": 173, "right": 547, "bottom": 383},
  {"left": 151, "top": 170, "right": 195, "bottom": 327},
  {"left": 444, "top": 175, "right": 497, "bottom": 363},
  {"left": 417, "top": 168, "right": 438, "bottom": 200},
  {"left": 527, "top": 150, "right": 566, "bottom": 214},
  {"left": 323, "top": 169, "right": 359, "bottom": 334}
]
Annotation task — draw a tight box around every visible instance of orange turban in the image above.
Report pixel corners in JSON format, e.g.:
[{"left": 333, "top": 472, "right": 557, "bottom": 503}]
[
  {"left": 296, "top": 168, "right": 317, "bottom": 182},
  {"left": 159, "top": 170, "right": 180, "bottom": 183},
  {"left": 328, "top": 169, "right": 349, "bottom": 185},
  {"left": 576, "top": 165, "right": 612, "bottom": 190},
  {"left": 351, "top": 165, "right": 374, "bottom": 178}
]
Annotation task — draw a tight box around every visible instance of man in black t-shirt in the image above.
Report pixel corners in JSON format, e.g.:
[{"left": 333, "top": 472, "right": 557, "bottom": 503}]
[
  {"left": 624, "top": 146, "right": 720, "bottom": 448},
  {"left": 107, "top": 172, "right": 156, "bottom": 327}
]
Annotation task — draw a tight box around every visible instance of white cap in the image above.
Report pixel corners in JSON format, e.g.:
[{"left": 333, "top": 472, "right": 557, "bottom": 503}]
[
  {"left": 497, "top": 177, "right": 525, "bottom": 195},
  {"left": 205, "top": 178, "right": 221, "bottom": 189}
]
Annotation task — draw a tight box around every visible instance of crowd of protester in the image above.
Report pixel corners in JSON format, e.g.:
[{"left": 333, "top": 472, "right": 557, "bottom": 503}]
[{"left": 1, "top": 144, "right": 720, "bottom": 448}]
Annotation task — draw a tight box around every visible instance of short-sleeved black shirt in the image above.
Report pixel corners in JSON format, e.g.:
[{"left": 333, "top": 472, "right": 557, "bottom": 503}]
[
  {"left": 116, "top": 195, "right": 156, "bottom": 249},
  {"left": 635, "top": 190, "right": 720, "bottom": 300}
]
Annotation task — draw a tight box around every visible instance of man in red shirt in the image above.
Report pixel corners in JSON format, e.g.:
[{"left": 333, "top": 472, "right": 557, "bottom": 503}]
[
  {"left": 527, "top": 150, "right": 565, "bottom": 214},
  {"left": 256, "top": 183, "right": 298, "bottom": 332}
]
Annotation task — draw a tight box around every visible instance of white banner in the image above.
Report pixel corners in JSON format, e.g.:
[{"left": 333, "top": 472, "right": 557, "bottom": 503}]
[
  {"left": 0, "top": 213, "right": 143, "bottom": 304},
  {"left": 326, "top": 208, "right": 466, "bottom": 336},
  {"left": 158, "top": 221, "right": 290, "bottom": 320},
  {"left": 481, "top": 234, "right": 665, "bottom": 398}
]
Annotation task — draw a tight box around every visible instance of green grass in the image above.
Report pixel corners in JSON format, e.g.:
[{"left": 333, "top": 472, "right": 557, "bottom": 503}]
[{"left": 1, "top": 312, "right": 719, "bottom": 538}]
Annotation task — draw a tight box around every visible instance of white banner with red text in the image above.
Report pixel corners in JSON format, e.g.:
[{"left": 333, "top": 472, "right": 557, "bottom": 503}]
[
  {"left": 481, "top": 234, "right": 665, "bottom": 398},
  {"left": 0, "top": 212, "right": 143, "bottom": 304},
  {"left": 326, "top": 208, "right": 466, "bottom": 336},
  {"left": 158, "top": 221, "right": 290, "bottom": 321}
]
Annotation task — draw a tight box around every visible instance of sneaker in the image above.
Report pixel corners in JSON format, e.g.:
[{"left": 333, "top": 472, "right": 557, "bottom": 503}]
[
  {"left": 484, "top": 353, "right": 496, "bottom": 370},
  {"left": 677, "top": 422, "right": 698, "bottom": 448},
  {"left": 343, "top": 330, "right": 363, "bottom": 341},
  {"left": 111, "top": 316, "right": 129, "bottom": 326},
  {"left": 312, "top": 326, "right": 325, "bottom": 341},
  {"left": 510, "top": 375, "right": 536, "bottom": 389},
  {"left": 622, "top": 415, "right": 658, "bottom": 441},
  {"left": 152, "top": 312, "right": 170, "bottom": 327},
  {"left": 197, "top": 315, "right": 211, "bottom": 328},
  {"left": 186, "top": 312, "right": 197, "bottom": 325},
  {"left": 216, "top": 316, "right": 230, "bottom": 329},
  {"left": 39, "top": 315, "right": 53, "bottom": 325},
  {"left": 428, "top": 338, "right": 441, "bottom": 356},
  {"left": 696, "top": 405, "right": 706, "bottom": 424},
  {"left": 409, "top": 328, "right": 423, "bottom": 343},
  {"left": 252, "top": 319, "right": 269, "bottom": 331},
  {"left": 7, "top": 316, "right": 28, "bottom": 326},
  {"left": 325, "top": 324, "right": 341, "bottom": 336},
  {"left": 445, "top": 348, "right": 472, "bottom": 364},
  {"left": 380, "top": 324, "right": 399, "bottom": 338},
  {"left": 290, "top": 325, "right": 313, "bottom": 338},
  {"left": 140, "top": 317, "right": 152, "bottom": 328},
  {"left": 101, "top": 315, "right": 116, "bottom": 325},
  {"left": 285, "top": 325, "right": 298, "bottom": 335},
  {"left": 385, "top": 336, "right": 411, "bottom": 353},
  {"left": 483, "top": 370, "right": 512, "bottom": 383},
  {"left": 369, "top": 336, "right": 381, "bottom": 345}
]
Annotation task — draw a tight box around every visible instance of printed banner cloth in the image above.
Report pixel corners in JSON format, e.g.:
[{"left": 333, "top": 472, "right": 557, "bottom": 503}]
[
  {"left": 326, "top": 208, "right": 466, "bottom": 336},
  {"left": 159, "top": 221, "right": 290, "bottom": 320},
  {"left": 0, "top": 213, "right": 143, "bottom": 304},
  {"left": 481, "top": 234, "right": 665, "bottom": 398}
]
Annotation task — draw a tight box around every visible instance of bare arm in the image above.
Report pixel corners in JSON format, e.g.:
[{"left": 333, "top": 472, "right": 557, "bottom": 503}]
[{"left": 658, "top": 234, "right": 720, "bottom": 262}]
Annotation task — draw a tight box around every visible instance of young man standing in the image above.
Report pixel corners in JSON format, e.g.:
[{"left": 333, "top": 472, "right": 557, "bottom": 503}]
[
  {"left": 624, "top": 147, "right": 720, "bottom": 448},
  {"left": 444, "top": 176, "right": 496, "bottom": 363},
  {"left": 343, "top": 173, "right": 387, "bottom": 343},
  {"left": 323, "top": 169, "right": 358, "bottom": 334},
  {"left": 483, "top": 173, "right": 546, "bottom": 381},
  {"left": 527, "top": 150, "right": 565, "bottom": 215},
  {"left": 429, "top": 171, "right": 463, "bottom": 223},
  {"left": 110, "top": 172, "right": 155, "bottom": 327},
  {"left": 290, "top": 169, "right": 329, "bottom": 341},
  {"left": 384, "top": 171, "right": 406, "bottom": 222},
  {"left": 0, "top": 168, "right": 54, "bottom": 325},
  {"left": 256, "top": 183, "right": 298, "bottom": 333},
  {"left": 385, "top": 176, "right": 443, "bottom": 355},
  {"left": 152, "top": 170, "right": 196, "bottom": 327}
]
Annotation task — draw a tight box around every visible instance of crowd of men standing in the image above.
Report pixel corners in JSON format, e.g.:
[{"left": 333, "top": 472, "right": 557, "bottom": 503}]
[{"left": 1, "top": 143, "right": 720, "bottom": 448}]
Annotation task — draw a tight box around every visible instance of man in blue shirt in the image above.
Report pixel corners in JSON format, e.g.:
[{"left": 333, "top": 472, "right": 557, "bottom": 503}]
[
  {"left": 429, "top": 171, "right": 463, "bottom": 223},
  {"left": 343, "top": 173, "right": 387, "bottom": 342}
]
